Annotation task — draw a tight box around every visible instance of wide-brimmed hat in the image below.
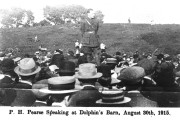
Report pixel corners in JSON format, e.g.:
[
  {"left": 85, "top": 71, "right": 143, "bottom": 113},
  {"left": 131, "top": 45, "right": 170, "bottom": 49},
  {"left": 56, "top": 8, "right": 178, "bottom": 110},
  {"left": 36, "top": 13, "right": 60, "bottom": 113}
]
[
  {"left": 14, "top": 58, "right": 41, "bottom": 76},
  {"left": 96, "top": 90, "right": 131, "bottom": 105},
  {"left": 76, "top": 63, "right": 102, "bottom": 79},
  {"left": 96, "top": 97, "right": 131, "bottom": 105},
  {"left": 39, "top": 76, "right": 81, "bottom": 94},
  {"left": 0, "top": 58, "right": 16, "bottom": 72}
]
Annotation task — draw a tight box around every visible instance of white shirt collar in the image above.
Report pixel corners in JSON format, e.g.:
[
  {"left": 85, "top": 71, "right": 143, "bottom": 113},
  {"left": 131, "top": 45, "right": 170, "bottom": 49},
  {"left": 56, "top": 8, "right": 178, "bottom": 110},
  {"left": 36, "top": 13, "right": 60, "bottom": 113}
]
[
  {"left": 19, "top": 80, "right": 32, "bottom": 86},
  {"left": 82, "top": 85, "right": 95, "bottom": 88},
  {"left": 0, "top": 74, "right": 5, "bottom": 80},
  {"left": 4, "top": 74, "right": 11, "bottom": 78}
]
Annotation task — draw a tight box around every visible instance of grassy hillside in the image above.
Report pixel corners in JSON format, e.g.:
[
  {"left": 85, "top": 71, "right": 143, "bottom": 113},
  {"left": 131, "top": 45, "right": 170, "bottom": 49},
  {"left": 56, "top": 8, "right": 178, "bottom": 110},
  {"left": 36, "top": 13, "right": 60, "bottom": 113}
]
[{"left": 1, "top": 23, "right": 180, "bottom": 55}]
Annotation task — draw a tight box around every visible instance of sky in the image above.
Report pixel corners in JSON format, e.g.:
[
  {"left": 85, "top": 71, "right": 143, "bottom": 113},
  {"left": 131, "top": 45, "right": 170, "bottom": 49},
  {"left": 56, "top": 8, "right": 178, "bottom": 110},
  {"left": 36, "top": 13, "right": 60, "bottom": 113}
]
[{"left": 0, "top": 0, "right": 180, "bottom": 24}]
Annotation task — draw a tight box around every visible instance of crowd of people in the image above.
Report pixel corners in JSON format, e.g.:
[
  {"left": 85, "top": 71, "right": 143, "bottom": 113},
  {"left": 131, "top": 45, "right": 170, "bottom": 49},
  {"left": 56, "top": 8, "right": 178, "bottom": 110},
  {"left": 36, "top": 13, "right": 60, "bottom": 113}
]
[
  {"left": 0, "top": 43, "right": 180, "bottom": 107},
  {"left": 0, "top": 9, "right": 180, "bottom": 107}
]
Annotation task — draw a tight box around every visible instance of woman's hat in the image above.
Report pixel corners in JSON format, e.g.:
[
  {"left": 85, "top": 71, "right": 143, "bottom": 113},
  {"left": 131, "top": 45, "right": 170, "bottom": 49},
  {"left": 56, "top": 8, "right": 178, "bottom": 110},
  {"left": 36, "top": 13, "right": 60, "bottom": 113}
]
[
  {"left": 14, "top": 58, "right": 41, "bottom": 76},
  {"left": 76, "top": 63, "right": 102, "bottom": 79},
  {"left": 0, "top": 58, "right": 16, "bottom": 72}
]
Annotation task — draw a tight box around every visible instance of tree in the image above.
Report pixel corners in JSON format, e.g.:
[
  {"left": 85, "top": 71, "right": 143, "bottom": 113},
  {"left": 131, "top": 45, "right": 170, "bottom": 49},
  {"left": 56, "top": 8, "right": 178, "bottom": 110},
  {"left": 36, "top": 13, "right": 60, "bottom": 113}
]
[
  {"left": 63, "top": 5, "right": 88, "bottom": 23},
  {"left": 38, "top": 19, "right": 52, "bottom": 26},
  {"left": 25, "top": 10, "right": 35, "bottom": 26},
  {"left": 43, "top": 6, "right": 65, "bottom": 25},
  {"left": 43, "top": 5, "right": 88, "bottom": 25},
  {"left": 0, "top": 8, "right": 35, "bottom": 28}
]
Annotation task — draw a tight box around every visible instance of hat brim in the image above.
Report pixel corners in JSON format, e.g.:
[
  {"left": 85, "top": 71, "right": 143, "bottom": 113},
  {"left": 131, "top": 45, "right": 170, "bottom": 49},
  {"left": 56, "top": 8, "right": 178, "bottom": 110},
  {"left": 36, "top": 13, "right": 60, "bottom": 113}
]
[
  {"left": 129, "top": 63, "right": 138, "bottom": 67},
  {"left": 76, "top": 72, "right": 102, "bottom": 79},
  {"left": 13, "top": 57, "right": 21, "bottom": 62},
  {"left": 96, "top": 97, "right": 131, "bottom": 104},
  {"left": 39, "top": 86, "right": 82, "bottom": 94},
  {"left": 59, "top": 70, "right": 75, "bottom": 73},
  {"left": 106, "top": 62, "right": 117, "bottom": 64},
  {"left": 14, "top": 66, "right": 41, "bottom": 76}
]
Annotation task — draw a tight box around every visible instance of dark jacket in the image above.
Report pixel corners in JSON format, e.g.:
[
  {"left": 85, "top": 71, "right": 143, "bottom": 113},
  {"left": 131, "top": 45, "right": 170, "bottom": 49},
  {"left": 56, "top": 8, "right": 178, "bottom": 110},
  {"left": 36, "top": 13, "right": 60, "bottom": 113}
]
[
  {"left": 67, "top": 86, "right": 101, "bottom": 107},
  {"left": 50, "top": 54, "right": 64, "bottom": 69},
  {"left": 80, "top": 18, "right": 100, "bottom": 47},
  {"left": 78, "top": 55, "right": 88, "bottom": 65},
  {"left": 14, "top": 82, "right": 32, "bottom": 89},
  {"left": 0, "top": 76, "right": 16, "bottom": 88},
  {"left": 153, "top": 61, "right": 177, "bottom": 87}
]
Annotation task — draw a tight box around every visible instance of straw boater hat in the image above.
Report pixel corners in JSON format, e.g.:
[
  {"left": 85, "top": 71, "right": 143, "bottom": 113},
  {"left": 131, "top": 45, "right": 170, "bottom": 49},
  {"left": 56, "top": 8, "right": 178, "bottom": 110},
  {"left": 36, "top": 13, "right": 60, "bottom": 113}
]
[
  {"left": 14, "top": 58, "right": 41, "bottom": 76},
  {"left": 76, "top": 63, "right": 102, "bottom": 79},
  {"left": 96, "top": 89, "right": 131, "bottom": 105},
  {"left": 39, "top": 76, "right": 81, "bottom": 94}
]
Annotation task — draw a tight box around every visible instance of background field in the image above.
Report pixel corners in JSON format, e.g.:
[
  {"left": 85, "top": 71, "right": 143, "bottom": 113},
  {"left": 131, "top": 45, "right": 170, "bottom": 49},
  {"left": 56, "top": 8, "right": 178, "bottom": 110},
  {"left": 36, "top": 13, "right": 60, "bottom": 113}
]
[{"left": 1, "top": 23, "right": 180, "bottom": 56}]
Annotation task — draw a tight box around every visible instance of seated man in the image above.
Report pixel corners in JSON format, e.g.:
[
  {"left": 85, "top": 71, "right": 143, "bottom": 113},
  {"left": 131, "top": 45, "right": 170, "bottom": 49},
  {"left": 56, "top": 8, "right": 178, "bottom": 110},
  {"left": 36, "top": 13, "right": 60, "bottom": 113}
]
[
  {"left": 66, "top": 63, "right": 102, "bottom": 107},
  {"left": 14, "top": 58, "right": 41, "bottom": 89}
]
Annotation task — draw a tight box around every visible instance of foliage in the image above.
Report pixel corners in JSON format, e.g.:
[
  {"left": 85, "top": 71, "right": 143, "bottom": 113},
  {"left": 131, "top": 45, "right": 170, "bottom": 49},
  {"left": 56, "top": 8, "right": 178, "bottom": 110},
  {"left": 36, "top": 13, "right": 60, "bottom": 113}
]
[
  {"left": 0, "top": 8, "right": 35, "bottom": 28},
  {"left": 43, "top": 5, "right": 104, "bottom": 25},
  {"left": 38, "top": 19, "right": 52, "bottom": 26},
  {"left": 43, "top": 5, "right": 87, "bottom": 25}
]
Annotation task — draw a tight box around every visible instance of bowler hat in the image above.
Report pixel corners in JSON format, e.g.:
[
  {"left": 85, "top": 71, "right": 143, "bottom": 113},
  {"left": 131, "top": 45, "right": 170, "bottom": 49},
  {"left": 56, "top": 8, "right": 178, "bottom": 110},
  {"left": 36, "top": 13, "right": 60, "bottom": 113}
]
[
  {"left": 14, "top": 58, "right": 41, "bottom": 76},
  {"left": 59, "top": 61, "right": 76, "bottom": 74}
]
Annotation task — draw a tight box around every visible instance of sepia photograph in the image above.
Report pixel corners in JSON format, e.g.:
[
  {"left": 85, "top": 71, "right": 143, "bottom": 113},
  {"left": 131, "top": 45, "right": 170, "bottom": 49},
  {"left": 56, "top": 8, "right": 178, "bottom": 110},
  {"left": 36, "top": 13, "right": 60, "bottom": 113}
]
[{"left": 0, "top": 0, "right": 180, "bottom": 120}]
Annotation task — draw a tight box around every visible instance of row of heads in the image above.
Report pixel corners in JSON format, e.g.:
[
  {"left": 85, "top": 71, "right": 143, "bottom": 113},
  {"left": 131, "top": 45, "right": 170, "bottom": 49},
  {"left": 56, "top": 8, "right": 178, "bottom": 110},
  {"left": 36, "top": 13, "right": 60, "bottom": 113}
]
[{"left": 0, "top": 57, "right": 145, "bottom": 84}]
